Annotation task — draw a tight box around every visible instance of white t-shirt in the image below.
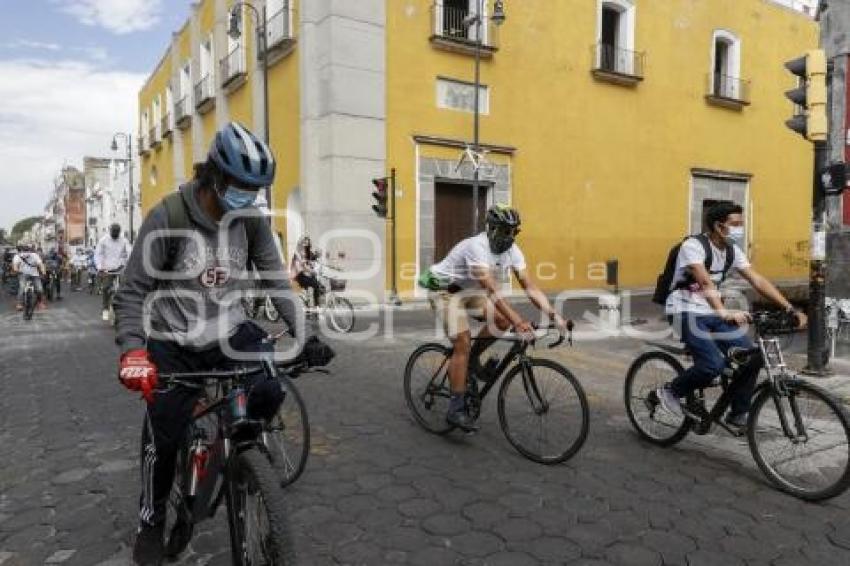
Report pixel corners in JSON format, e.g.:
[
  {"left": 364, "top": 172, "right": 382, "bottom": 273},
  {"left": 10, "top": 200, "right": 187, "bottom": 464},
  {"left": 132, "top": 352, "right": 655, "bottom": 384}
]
[
  {"left": 431, "top": 233, "right": 527, "bottom": 290},
  {"left": 665, "top": 237, "right": 750, "bottom": 315},
  {"left": 13, "top": 252, "right": 43, "bottom": 278},
  {"left": 95, "top": 235, "right": 132, "bottom": 272}
]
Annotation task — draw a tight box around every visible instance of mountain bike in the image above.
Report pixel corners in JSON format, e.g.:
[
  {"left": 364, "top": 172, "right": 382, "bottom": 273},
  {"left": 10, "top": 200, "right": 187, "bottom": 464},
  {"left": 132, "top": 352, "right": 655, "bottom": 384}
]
[
  {"left": 103, "top": 268, "right": 122, "bottom": 325},
  {"left": 625, "top": 310, "right": 850, "bottom": 501},
  {"left": 404, "top": 324, "right": 589, "bottom": 464},
  {"left": 21, "top": 276, "right": 37, "bottom": 321},
  {"left": 158, "top": 341, "right": 316, "bottom": 564}
]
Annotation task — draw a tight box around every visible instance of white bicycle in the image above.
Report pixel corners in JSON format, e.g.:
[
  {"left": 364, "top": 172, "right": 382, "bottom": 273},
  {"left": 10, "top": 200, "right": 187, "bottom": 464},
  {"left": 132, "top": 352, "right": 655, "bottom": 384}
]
[{"left": 265, "top": 263, "right": 355, "bottom": 333}]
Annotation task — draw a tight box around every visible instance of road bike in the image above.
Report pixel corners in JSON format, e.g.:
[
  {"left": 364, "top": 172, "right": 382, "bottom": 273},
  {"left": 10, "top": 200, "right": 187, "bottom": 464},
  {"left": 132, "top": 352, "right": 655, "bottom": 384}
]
[
  {"left": 625, "top": 310, "right": 850, "bottom": 501},
  {"left": 404, "top": 324, "right": 589, "bottom": 464},
  {"left": 158, "top": 339, "right": 316, "bottom": 564},
  {"left": 21, "top": 275, "right": 37, "bottom": 321},
  {"left": 267, "top": 263, "right": 355, "bottom": 333}
]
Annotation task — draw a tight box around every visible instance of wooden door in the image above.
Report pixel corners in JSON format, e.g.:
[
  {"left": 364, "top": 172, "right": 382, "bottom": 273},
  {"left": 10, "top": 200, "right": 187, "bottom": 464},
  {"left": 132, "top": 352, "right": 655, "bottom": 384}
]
[{"left": 434, "top": 182, "right": 488, "bottom": 262}]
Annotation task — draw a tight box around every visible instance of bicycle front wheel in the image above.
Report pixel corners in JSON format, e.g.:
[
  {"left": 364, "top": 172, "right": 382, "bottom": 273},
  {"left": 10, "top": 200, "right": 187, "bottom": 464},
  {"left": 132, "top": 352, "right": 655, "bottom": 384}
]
[
  {"left": 403, "top": 343, "right": 454, "bottom": 435},
  {"left": 748, "top": 380, "right": 850, "bottom": 501},
  {"left": 624, "top": 352, "right": 691, "bottom": 446},
  {"left": 326, "top": 296, "right": 355, "bottom": 333},
  {"left": 264, "top": 376, "right": 310, "bottom": 488},
  {"left": 228, "top": 449, "right": 294, "bottom": 565},
  {"left": 497, "top": 359, "right": 589, "bottom": 464}
]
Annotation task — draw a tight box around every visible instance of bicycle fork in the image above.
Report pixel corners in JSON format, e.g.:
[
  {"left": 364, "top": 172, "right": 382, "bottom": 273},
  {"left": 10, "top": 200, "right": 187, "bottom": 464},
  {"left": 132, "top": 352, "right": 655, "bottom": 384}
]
[
  {"left": 770, "top": 386, "right": 809, "bottom": 444},
  {"left": 520, "top": 360, "right": 548, "bottom": 415}
]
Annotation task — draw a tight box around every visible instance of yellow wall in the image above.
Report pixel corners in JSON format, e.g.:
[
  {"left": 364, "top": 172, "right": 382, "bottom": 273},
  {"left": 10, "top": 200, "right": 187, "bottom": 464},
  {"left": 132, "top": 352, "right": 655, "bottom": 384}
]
[
  {"left": 139, "top": 45, "right": 174, "bottom": 214},
  {"left": 387, "top": 0, "right": 817, "bottom": 293},
  {"left": 266, "top": 0, "right": 300, "bottom": 238},
  {"left": 139, "top": 0, "right": 300, "bottom": 243}
]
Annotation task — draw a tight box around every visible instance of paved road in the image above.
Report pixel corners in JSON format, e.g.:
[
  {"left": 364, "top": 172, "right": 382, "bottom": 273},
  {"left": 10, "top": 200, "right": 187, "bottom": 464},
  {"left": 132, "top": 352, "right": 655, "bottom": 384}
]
[{"left": 1, "top": 291, "right": 850, "bottom": 565}]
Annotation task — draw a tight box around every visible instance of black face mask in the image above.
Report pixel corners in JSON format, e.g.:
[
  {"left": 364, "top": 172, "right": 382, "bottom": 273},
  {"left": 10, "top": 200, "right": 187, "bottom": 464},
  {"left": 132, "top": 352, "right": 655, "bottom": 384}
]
[
  {"left": 110, "top": 230, "right": 120, "bottom": 239},
  {"left": 487, "top": 225, "right": 518, "bottom": 254}
]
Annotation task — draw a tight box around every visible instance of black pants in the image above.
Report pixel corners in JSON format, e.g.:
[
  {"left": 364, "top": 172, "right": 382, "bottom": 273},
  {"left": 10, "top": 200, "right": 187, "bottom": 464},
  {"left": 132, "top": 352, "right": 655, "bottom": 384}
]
[
  {"left": 296, "top": 272, "right": 323, "bottom": 306},
  {"left": 138, "top": 321, "right": 284, "bottom": 526}
]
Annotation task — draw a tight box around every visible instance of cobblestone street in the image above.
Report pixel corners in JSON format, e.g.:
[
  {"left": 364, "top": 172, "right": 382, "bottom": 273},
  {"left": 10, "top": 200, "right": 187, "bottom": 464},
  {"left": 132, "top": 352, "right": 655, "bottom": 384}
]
[{"left": 2, "top": 292, "right": 850, "bottom": 565}]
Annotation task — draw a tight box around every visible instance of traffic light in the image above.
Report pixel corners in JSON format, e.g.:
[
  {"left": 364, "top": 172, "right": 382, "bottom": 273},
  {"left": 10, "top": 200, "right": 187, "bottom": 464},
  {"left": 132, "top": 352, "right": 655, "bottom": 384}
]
[
  {"left": 784, "top": 49, "right": 827, "bottom": 142},
  {"left": 371, "top": 177, "right": 389, "bottom": 218}
]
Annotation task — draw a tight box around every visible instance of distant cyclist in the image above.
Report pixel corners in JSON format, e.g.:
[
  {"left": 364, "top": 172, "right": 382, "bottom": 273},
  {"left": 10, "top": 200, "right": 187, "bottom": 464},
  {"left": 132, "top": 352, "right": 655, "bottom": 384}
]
[
  {"left": 656, "top": 202, "right": 806, "bottom": 429},
  {"left": 419, "top": 204, "right": 570, "bottom": 432},
  {"left": 95, "top": 223, "right": 131, "bottom": 321},
  {"left": 291, "top": 235, "right": 323, "bottom": 307},
  {"left": 44, "top": 249, "right": 63, "bottom": 300},
  {"left": 12, "top": 244, "right": 45, "bottom": 311}
]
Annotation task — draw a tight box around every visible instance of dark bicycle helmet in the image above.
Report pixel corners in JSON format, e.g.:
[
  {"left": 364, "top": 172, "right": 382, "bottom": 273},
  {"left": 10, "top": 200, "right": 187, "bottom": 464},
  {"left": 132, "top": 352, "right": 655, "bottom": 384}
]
[
  {"left": 207, "top": 122, "right": 276, "bottom": 187},
  {"left": 486, "top": 203, "right": 521, "bottom": 228}
]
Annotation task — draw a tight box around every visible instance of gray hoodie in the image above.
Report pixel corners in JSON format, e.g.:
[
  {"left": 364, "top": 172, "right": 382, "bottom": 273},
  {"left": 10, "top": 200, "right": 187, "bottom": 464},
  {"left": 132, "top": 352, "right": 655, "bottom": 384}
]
[{"left": 113, "top": 182, "right": 301, "bottom": 353}]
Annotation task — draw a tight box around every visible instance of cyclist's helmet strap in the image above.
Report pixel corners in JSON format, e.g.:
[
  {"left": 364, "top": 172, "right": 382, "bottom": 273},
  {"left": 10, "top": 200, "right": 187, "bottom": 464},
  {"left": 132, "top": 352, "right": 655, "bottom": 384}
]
[{"left": 207, "top": 122, "right": 276, "bottom": 188}]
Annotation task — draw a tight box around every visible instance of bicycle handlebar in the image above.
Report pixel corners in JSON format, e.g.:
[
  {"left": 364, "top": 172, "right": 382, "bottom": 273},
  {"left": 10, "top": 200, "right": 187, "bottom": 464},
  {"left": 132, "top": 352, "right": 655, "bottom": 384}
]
[
  {"left": 159, "top": 359, "right": 311, "bottom": 384},
  {"left": 751, "top": 310, "right": 800, "bottom": 336}
]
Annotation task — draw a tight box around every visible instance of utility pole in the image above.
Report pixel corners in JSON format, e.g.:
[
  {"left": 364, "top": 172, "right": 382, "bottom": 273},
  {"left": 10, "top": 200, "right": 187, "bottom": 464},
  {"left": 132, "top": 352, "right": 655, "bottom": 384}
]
[{"left": 818, "top": 0, "right": 850, "bottom": 369}]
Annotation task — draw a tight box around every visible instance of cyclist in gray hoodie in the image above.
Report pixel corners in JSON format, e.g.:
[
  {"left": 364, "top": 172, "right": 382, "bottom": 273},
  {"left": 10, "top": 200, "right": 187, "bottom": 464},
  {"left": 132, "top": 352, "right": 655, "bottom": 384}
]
[{"left": 114, "top": 122, "right": 332, "bottom": 565}]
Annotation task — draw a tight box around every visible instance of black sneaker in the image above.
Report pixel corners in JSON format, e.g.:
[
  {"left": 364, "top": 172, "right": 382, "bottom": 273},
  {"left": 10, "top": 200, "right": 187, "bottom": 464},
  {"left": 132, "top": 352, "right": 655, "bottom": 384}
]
[
  {"left": 133, "top": 522, "right": 165, "bottom": 566},
  {"left": 164, "top": 515, "right": 194, "bottom": 559},
  {"left": 725, "top": 412, "right": 748, "bottom": 431},
  {"left": 446, "top": 409, "right": 480, "bottom": 433}
]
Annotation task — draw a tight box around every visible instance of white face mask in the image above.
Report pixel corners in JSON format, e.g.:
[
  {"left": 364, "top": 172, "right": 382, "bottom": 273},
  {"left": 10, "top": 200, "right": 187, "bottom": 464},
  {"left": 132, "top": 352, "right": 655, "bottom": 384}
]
[{"left": 726, "top": 225, "right": 745, "bottom": 246}]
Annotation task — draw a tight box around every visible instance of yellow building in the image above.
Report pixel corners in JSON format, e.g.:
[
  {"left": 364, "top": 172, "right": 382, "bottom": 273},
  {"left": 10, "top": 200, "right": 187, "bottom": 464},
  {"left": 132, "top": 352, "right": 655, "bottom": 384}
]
[{"left": 139, "top": 0, "right": 817, "bottom": 298}]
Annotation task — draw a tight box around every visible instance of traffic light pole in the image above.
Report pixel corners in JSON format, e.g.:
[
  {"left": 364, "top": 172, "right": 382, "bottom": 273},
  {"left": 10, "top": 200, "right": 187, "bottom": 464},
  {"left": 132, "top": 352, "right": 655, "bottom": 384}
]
[
  {"left": 805, "top": 141, "right": 830, "bottom": 376},
  {"left": 389, "top": 168, "right": 401, "bottom": 306}
]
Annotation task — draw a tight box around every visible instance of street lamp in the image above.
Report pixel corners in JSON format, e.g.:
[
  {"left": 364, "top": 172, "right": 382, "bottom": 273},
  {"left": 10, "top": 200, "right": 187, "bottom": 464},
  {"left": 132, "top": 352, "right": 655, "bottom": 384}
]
[
  {"left": 228, "top": 1, "right": 273, "bottom": 217},
  {"left": 466, "top": 0, "right": 506, "bottom": 235},
  {"left": 110, "top": 132, "right": 135, "bottom": 243}
]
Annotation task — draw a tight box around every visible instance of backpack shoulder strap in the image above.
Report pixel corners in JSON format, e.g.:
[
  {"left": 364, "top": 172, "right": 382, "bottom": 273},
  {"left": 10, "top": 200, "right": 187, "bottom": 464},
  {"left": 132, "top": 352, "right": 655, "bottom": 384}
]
[
  {"left": 693, "top": 234, "right": 713, "bottom": 273},
  {"left": 243, "top": 213, "right": 263, "bottom": 267},
  {"left": 162, "top": 192, "right": 191, "bottom": 270},
  {"left": 721, "top": 241, "right": 735, "bottom": 281}
]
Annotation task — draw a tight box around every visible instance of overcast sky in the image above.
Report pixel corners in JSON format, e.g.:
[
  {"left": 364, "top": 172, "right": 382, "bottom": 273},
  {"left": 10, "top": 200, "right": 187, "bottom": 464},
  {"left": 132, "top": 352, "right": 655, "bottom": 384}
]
[{"left": 0, "top": 0, "right": 192, "bottom": 232}]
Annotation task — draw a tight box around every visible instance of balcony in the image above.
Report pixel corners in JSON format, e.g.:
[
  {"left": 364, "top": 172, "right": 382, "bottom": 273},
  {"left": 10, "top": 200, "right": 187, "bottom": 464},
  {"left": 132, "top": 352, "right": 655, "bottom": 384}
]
[
  {"left": 221, "top": 45, "right": 247, "bottom": 90},
  {"left": 430, "top": 2, "right": 499, "bottom": 58},
  {"left": 175, "top": 96, "right": 192, "bottom": 129},
  {"left": 138, "top": 135, "right": 149, "bottom": 156},
  {"left": 161, "top": 113, "right": 173, "bottom": 138},
  {"left": 149, "top": 125, "right": 161, "bottom": 149},
  {"left": 591, "top": 43, "right": 645, "bottom": 87},
  {"left": 706, "top": 73, "right": 751, "bottom": 110},
  {"left": 194, "top": 75, "right": 215, "bottom": 113},
  {"left": 263, "top": 4, "right": 297, "bottom": 64}
]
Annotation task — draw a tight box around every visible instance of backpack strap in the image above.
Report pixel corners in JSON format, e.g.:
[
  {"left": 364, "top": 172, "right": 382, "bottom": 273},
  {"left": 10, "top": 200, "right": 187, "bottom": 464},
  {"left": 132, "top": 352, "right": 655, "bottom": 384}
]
[
  {"left": 243, "top": 213, "right": 262, "bottom": 266},
  {"left": 693, "top": 233, "right": 735, "bottom": 284},
  {"left": 162, "top": 192, "right": 191, "bottom": 271}
]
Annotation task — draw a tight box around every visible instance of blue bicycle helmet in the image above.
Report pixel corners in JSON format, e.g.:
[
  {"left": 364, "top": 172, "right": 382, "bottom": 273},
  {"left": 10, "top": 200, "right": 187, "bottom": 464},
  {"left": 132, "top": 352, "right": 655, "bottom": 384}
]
[{"left": 207, "top": 122, "right": 276, "bottom": 187}]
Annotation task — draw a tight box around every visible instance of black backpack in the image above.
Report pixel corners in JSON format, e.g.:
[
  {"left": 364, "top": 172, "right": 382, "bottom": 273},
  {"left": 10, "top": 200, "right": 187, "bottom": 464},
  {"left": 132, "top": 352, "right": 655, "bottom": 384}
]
[
  {"left": 161, "top": 191, "right": 262, "bottom": 270},
  {"left": 651, "top": 234, "right": 735, "bottom": 305}
]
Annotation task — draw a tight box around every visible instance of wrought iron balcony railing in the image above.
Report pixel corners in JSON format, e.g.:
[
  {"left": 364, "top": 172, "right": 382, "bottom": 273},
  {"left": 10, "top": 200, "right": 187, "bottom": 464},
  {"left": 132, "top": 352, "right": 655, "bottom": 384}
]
[
  {"left": 430, "top": 2, "right": 499, "bottom": 51},
  {"left": 221, "top": 45, "right": 247, "bottom": 87},
  {"left": 592, "top": 43, "right": 645, "bottom": 79},
  {"left": 707, "top": 73, "right": 751, "bottom": 105},
  {"left": 175, "top": 96, "right": 191, "bottom": 128},
  {"left": 194, "top": 75, "right": 215, "bottom": 111}
]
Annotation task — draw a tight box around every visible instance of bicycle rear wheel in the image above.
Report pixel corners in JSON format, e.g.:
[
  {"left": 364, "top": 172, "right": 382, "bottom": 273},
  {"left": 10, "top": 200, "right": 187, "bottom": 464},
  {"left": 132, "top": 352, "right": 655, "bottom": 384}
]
[
  {"left": 624, "top": 351, "right": 691, "bottom": 446},
  {"left": 264, "top": 376, "right": 310, "bottom": 488},
  {"left": 326, "top": 296, "right": 355, "bottom": 333},
  {"left": 23, "top": 287, "right": 35, "bottom": 320},
  {"left": 227, "top": 449, "right": 294, "bottom": 565},
  {"left": 403, "top": 343, "right": 455, "bottom": 435},
  {"left": 497, "top": 359, "right": 589, "bottom": 464},
  {"left": 748, "top": 380, "right": 850, "bottom": 501}
]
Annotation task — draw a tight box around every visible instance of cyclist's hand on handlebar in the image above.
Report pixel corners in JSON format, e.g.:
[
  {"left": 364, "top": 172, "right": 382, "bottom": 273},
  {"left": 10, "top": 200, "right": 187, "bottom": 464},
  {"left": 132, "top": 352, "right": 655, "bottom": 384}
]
[
  {"left": 793, "top": 310, "right": 808, "bottom": 330},
  {"left": 552, "top": 314, "right": 572, "bottom": 336},
  {"left": 119, "top": 349, "right": 158, "bottom": 403},
  {"left": 514, "top": 320, "right": 536, "bottom": 342},
  {"left": 721, "top": 310, "right": 751, "bottom": 326}
]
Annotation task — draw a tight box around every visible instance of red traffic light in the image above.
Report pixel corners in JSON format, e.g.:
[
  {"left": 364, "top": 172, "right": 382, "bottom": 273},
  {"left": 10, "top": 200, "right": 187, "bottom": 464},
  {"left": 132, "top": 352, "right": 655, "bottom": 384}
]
[{"left": 371, "top": 177, "right": 389, "bottom": 218}]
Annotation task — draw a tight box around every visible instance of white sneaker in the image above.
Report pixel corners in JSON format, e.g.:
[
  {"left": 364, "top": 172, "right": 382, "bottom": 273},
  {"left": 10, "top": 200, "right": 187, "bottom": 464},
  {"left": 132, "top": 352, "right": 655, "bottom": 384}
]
[
  {"left": 102, "top": 309, "right": 109, "bottom": 321},
  {"left": 655, "top": 386, "right": 684, "bottom": 418}
]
